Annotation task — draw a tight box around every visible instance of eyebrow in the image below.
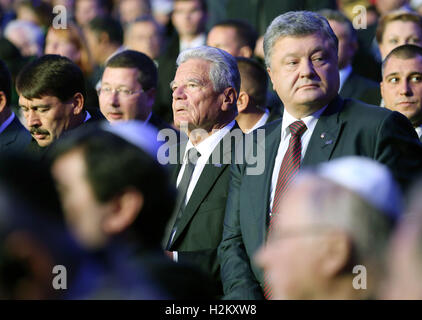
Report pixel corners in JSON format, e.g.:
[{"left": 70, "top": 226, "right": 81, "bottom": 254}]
[{"left": 19, "top": 104, "right": 51, "bottom": 109}]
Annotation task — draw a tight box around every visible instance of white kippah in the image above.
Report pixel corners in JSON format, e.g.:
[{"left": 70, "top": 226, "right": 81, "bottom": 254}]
[
  {"left": 100, "top": 120, "right": 161, "bottom": 159},
  {"left": 315, "top": 156, "right": 402, "bottom": 220}
]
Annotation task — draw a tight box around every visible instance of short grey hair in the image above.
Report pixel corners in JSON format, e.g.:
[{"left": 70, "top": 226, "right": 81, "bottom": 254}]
[
  {"left": 263, "top": 11, "right": 338, "bottom": 68},
  {"left": 176, "top": 45, "right": 241, "bottom": 94}
]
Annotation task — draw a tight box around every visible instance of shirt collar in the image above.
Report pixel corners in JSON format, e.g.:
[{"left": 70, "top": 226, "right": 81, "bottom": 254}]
[
  {"left": 339, "top": 64, "right": 353, "bottom": 92},
  {"left": 184, "top": 120, "right": 235, "bottom": 162},
  {"left": 0, "top": 112, "right": 15, "bottom": 134},
  {"left": 180, "top": 33, "right": 206, "bottom": 52},
  {"left": 415, "top": 125, "right": 422, "bottom": 139},
  {"left": 246, "top": 109, "right": 270, "bottom": 133},
  {"left": 281, "top": 105, "right": 328, "bottom": 141}
]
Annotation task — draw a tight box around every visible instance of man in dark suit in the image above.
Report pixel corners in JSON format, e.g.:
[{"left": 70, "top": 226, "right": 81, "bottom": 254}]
[
  {"left": 0, "top": 58, "right": 30, "bottom": 154},
  {"left": 99, "top": 50, "right": 174, "bottom": 132},
  {"left": 161, "top": 45, "right": 242, "bottom": 297},
  {"left": 381, "top": 44, "right": 422, "bottom": 142},
  {"left": 16, "top": 55, "right": 103, "bottom": 160},
  {"left": 320, "top": 9, "right": 381, "bottom": 106},
  {"left": 218, "top": 11, "right": 422, "bottom": 300}
]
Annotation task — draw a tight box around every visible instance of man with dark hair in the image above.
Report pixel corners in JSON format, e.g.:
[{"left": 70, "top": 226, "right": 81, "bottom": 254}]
[
  {"left": 381, "top": 44, "right": 422, "bottom": 141},
  {"left": 84, "top": 16, "right": 126, "bottom": 88},
  {"left": 319, "top": 9, "right": 381, "bottom": 106},
  {"left": 99, "top": 50, "right": 171, "bottom": 131},
  {"left": 0, "top": 58, "right": 30, "bottom": 153},
  {"left": 16, "top": 55, "right": 101, "bottom": 157},
  {"left": 219, "top": 11, "right": 422, "bottom": 300},
  {"left": 207, "top": 19, "right": 258, "bottom": 58},
  {"left": 235, "top": 57, "right": 278, "bottom": 132},
  {"left": 49, "top": 121, "right": 215, "bottom": 299}
]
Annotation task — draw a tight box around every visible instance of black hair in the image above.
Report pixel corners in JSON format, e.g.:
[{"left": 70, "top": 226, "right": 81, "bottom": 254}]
[
  {"left": 16, "top": 54, "right": 86, "bottom": 102},
  {"left": 106, "top": 50, "right": 157, "bottom": 90},
  {"left": 0, "top": 58, "right": 11, "bottom": 108},
  {"left": 212, "top": 19, "right": 258, "bottom": 51},
  {"left": 50, "top": 126, "right": 176, "bottom": 248},
  {"left": 88, "top": 16, "right": 124, "bottom": 45}
]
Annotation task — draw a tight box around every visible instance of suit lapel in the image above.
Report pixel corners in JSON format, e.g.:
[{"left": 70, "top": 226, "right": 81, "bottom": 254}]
[
  {"left": 302, "top": 96, "right": 345, "bottom": 167},
  {"left": 169, "top": 124, "right": 240, "bottom": 247},
  {"left": 0, "top": 117, "right": 20, "bottom": 151}
]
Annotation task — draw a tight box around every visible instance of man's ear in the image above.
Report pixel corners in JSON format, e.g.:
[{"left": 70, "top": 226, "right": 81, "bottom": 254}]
[
  {"left": 380, "top": 81, "right": 385, "bottom": 99},
  {"left": 0, "top": 91, "right": 7, "bottom": 113},
  {"left": 236, "top": 91, "right": 250, "bottom": 113},
  {"left": 221, "top": 87, "right": 237, "bottom": 111},
  {"left": 102, "top": 189, "right": 144, "bottom": 235},
  {"left": 72, "top": 92, "right": 84, "bottom": 115},
  {"left": 319, "top": 231, "right": 352, "bottom": 278},
  {"left": 267, "top": 67, "right": 275, "bottom": 89},
  {"left": 239, "top": 46, "right": 253, "bottom": 58}
]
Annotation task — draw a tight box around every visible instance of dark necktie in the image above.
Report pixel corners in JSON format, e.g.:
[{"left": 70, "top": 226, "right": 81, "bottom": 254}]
[
  {"left": 164, "top": 147, "right": 201, "bottom": 250},
  {"left": 263, "top": 120, "right": 307, "bottom": 299}
]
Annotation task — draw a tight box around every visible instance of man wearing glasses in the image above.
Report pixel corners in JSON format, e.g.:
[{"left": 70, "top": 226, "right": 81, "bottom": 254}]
[{"left": 99, "top": 50, "right": 173, "bottom": 132}]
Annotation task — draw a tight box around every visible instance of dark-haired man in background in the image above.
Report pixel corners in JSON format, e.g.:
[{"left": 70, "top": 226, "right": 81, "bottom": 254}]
[
  {"left": 84, "top": 16, "right": 126, "bottom": 89},
  {"left": 16, "top": 54, "right": 102, "bottom": 159}
]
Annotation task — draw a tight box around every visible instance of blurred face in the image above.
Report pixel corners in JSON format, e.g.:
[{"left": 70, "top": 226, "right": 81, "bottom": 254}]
[
  {"left": 171, "top": 58, "right": 225, "bottom": 134},
  {"left": 380, "top": 21, "right": 422, "bottom": 59},
  {"left": 84, "top": 28, "right": 101, "bottom": 63},
  {"left": 7, "top": 28, "right": 42, "bottom": 57},
  {"left": 382, "top": 219, "right": 422, "bottom": 299},
  {"left": 255, "top": 183, "right": 326, "bottom": 299},
  {"left": 207, "top": 26, "right": 243, "bottom": 57},
  {"left": 75, "top": 0, "right": 105, "bottom": 26},
  {"left": 120, "top": 0, "right": 150, "bottom": 25},
  {"left": 19, "top": 95, "right": 83, "bottom": 147},
  {"left": 381, "top": 55, "right": 422, "bottom": 127},
  {"left": 45, "top": 30, "right": 81, "bottom": 63},
  {"left": 99, "top": 67, "right": 153, "bottom": 123},
  {"left": 124, "top": 21, "right": 162, "bottom": 60},
  {"left": 172, "top": 0, "right": 206, "bottom": 37},
  {"left": 52, "top": 148, "right": 111, "bottom": 250},
  {"left": 328, "top": 19, "right": 357, "bottom": 70},
  {"left": 267, "top": 33, "right": 339, "bottom": 115}
]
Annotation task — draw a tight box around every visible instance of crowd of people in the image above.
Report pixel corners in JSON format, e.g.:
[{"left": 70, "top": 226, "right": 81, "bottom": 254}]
[{"left": 1, "top": 0, "right": 422, "bottom": 300}]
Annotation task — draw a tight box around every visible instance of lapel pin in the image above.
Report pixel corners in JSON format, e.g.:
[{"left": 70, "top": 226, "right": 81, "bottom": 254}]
[
  {"left": 325, "top": 139, "right": 333, "bottom": 145},
  {"left": 320, "top": 133, "right": 326, "bottom": 139},
  {"left": 214, "top": 163, "right": 222, "bottom": 167}
]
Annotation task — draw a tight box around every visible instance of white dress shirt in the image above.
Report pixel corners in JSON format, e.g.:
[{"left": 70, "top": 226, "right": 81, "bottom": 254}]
[
  {"left": 415, "top": 125, "right": 422, "bottom": 139},
  {"left": 268, "top": 106, "right": 327, "bottom": 213},
  {"left": 176, "top": 120, "right": 235, "bottom": 205},
  {"left": 245, "top": 109, "right": 270, "bottom": 133},
  {"left": 179, "top": 33, "right": 206, "bottom": 52},
  {"left": 338, "top": 64, "right": 353, "bottom": 92}
]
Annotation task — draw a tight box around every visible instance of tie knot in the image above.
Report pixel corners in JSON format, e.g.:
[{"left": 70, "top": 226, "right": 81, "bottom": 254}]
[
  {"left": 289, "top": 120, "right": 307, "bottom": 136},
  {"left": 187, "top": 147, "right": 201, "bottom": 165}
]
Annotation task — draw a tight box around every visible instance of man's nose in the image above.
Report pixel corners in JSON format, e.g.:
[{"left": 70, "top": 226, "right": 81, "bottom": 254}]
[
  {"left": 172, "top": 86, "right": 187, "bottom": 100},
  {"left": 299, "top": 59, "right": 317, "bottom": 78},
  {"left": 399, "top": 80, "right": 412, "bottom": 96},
  {"left": 27, "top": 110, "right": 41, "bottom": 127}
]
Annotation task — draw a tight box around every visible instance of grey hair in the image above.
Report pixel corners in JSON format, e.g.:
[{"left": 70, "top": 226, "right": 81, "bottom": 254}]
[
  {"left": 4, "top": 20, "right": 44, "bottom": 53},
  {"left": 176, "top": 45, "right": 241, "bottom": 94},
  {"left": 263, "top": 11, "right": 338, "bottom": 68}
]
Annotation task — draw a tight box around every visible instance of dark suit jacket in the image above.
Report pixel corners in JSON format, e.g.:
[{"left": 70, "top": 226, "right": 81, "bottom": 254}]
[
  {"left": 218, "top": 96, "right": 422, "bottom": 299},
  {"left": 165, "top": 123, "right": 243, "bottom": 297},
  {"left": 339, "top": 71, "right": 381, "bottom": 106},
  {"left": 0, "top": 115, "right": 31, "bottom": 154}
]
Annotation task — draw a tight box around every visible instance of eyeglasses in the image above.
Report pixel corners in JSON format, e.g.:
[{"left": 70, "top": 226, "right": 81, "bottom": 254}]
[{"left": 97, "top": 87, "right": 143, "bottom": 98}]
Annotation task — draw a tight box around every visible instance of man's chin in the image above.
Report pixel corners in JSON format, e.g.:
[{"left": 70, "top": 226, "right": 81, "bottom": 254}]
[{"left": 33, "top": 135, "right": 52, "bottom": 147}]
